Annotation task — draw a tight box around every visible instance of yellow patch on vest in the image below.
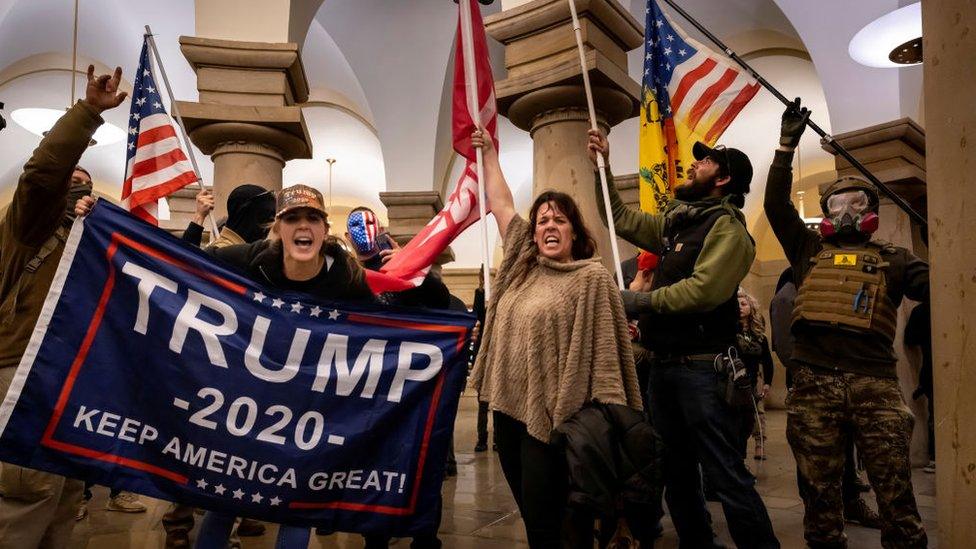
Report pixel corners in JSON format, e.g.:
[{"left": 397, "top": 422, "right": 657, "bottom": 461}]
[{"left": 833, "top": 254, "right": 858, "bottom": 266}]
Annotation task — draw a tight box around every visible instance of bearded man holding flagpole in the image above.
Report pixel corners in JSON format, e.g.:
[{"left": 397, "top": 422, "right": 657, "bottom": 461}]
[{"left": 588, "top": 1, "right": 778, "bottom": 547}]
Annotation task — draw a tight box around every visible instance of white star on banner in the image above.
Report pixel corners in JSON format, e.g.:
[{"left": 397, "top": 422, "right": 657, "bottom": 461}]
[
  {"left": 270, "top": 496, "right": 282, "bottom": 506},
  {"left": 146, "top": 86, "right": 155, "bottom": 93},
  {"left": 251, "top": 492, "right": 264, "bottom": 504},
  {"left": 136, "top": 97, "right": 146, "bottom": 106},
  {"left": 232, "top": 489, "right": 244, "bottom": 500},
  {"left": 128, "top": 127, "right": 137, "bottom": 135},
  {"left": 127, "top": 142, "right": 135, "bottom": 151},
  {"left": 679, "top": 49, "right": 687, "bottom": 56},
  {"left": 143, "top": 69, "right": 150, "bottom": 76},
  {"left": 664, "top": 47, "right": 672, "bottom": 56},
  {"left": 131, "top": 113, "right": 140, "bottom": 121},
  {"left": 253, "top": 292, "right": 266, "bottom": 303},
  {"left": 214, "top": 484, "right": 226, "bottom": 495},
  {"left": 196, "top": 479, "right": 208, "bottom": 489},
  {"left": 309, "top": 306, "right": 322, "bottom": 318},
  {"left": 153, "top": 101, "right": 162, "bottom": 109},
  {"left": 667, "top": 34, "right": 674, "bottom": 41},
  {"left": 290, "top": 302, "right": 303, "bottom": 314},
  {"left": 271, "top": 298, "right": 284, "bottom": 309},
  {"left": 656, "top": 19, "right": 664, "bottom": 28},
  {"left": 646, "top": 52, "right": 653, "bottom": 60},
  {"left": 328, "top": 309, "right": 340, "bottom": 320}
]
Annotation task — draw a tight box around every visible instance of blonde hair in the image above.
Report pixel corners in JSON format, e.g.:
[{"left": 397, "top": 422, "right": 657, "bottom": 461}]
[{"left": 737, "top": 287, "right": 766, "bottom": 337}]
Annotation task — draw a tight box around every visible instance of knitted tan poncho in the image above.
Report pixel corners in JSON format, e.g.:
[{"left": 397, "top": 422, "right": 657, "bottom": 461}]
[{"left": 471, "top": 216, "right": 643, "bottom": 443}]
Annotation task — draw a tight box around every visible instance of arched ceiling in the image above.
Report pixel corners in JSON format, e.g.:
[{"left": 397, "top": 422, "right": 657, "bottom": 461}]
[{"left": 0, "top": 0, "right": 925, "bottom": 269}]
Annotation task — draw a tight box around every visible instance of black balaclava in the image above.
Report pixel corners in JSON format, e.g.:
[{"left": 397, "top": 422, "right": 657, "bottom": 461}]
[
  {"left": 62, "top": 167, "right": 93, "bottom": 228},
  {"left": 225, "top": 184, "right": 276, "bottom": 243}
]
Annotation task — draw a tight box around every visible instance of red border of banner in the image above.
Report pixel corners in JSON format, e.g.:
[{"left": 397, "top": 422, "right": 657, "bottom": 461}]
[{"left": 38, "top": 231, "right": 469, "bottom": 515}]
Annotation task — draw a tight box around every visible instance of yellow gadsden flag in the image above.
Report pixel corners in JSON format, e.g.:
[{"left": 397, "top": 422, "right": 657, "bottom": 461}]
[{"left": 639, "top": 0, "right": 760, "bottom": 213}]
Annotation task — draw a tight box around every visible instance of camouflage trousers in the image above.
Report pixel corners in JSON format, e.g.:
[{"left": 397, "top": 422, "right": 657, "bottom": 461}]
[{"left": 786, "top": 364, "right": 927, "bottom": 549}]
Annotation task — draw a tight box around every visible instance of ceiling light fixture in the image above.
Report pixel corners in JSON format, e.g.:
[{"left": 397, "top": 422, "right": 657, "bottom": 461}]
[
  {"left": 849, "top": 2, "right": 922, "bottom": 68},
  {"left": 9, "top": 0, "right": 124, "bottom": 146}
]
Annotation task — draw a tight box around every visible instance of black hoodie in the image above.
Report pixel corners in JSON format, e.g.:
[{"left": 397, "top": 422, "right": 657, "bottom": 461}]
[{"left": 210, "top": 238, "right": 373, "bottom": 302}]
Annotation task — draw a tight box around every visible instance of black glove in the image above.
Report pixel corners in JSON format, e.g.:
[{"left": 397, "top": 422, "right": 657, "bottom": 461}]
[{"left": 780, "top": 97, "right": 811, "bottom": 149}]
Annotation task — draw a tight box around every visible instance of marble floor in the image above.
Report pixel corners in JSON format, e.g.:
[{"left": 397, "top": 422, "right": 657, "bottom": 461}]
[{"left": 69, "top": 392, "right": 938, "bottom": 548}]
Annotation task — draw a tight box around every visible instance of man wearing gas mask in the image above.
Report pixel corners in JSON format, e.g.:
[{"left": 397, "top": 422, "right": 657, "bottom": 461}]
[
  {"left": 765, "top": 99, "right": 929, "bottom": 548},
  {"left": 0, "top": 65, "right": 127, "bottom": 548}
]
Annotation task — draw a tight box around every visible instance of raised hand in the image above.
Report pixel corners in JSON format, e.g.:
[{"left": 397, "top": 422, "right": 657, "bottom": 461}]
[
  {"left": 780, "top": 97, "right": 811, "bottom": 150},
  {"left": 74, "top": 195, "right": 96, "bottom": 218},
  {"left": 194, "top": 189, "right": 215, "bottom": 225},
  {"left": 83, "top": 65, "right": 128, "bottom": 114},
  {"left": 587, "top": 129, "right": 609, "bottom": 168}
]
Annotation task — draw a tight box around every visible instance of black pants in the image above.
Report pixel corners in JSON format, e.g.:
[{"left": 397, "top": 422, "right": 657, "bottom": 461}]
[
  {"left": 648, "top": 359, "right": 779, "bottom": 549},
  {"left": 363, "top": 497, "right": 442, "bottom": 549},
  {"left": 476, "top": 400, "right": 490, "bottom": 446},
  {"left": 493, "top": 412, "right": 592, "bottom": 548}
]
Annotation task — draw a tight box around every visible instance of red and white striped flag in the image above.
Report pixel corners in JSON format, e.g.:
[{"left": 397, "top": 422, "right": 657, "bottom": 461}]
[
  {"left": 366, "top": 0, "right": 497, "bottom": 293},
  {"left": 121, "top": 38, "right": 198, "bottom": 224}
]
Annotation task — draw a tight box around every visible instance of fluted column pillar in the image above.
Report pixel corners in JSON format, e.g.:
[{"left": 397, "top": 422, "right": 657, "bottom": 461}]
[{"left": 485, "top": 0, "right": 643, "bottom": 271}]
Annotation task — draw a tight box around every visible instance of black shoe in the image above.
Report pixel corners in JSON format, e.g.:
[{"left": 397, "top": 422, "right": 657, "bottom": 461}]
[
  {"left": 844, "top": 497, "right": 882, "bottom": 529},
  {"left": 474, "top": 442, "right": 488, "bottom": 452},
  {"left": 315, "top": 527, "right": 334, "bottom": 536},
  {"left": 445, "top": 461, "right": 458, "bottom": 477},
  {"left": 237, "top": 518, "right": 266, "bottom": 537}
]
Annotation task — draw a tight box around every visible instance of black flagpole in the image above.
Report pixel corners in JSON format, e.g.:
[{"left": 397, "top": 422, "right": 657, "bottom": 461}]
[{"left": 660, "top": 0, "right": 927, "bottom": 228}]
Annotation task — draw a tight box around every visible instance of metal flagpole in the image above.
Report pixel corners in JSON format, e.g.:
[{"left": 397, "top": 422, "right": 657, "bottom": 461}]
[
  {"left": 144, "top": 25, "right": 220, "bottom": 240},
  {"left": 458, "top": 0, "right": 493, "bottom": 302},
  {"left": 660, "top": 0, "right": 927, "bottom": 229},
  {"left": 568, "top": 0, "right": 626, "bottom": 289}
]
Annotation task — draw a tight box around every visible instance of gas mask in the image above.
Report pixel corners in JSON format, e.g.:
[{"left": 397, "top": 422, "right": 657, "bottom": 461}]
[{"left": 819, "top": 190, "right": 879, "bottom": 239}]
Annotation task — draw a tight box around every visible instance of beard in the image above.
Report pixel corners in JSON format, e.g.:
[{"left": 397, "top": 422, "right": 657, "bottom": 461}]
[{"left": 674, "top": 175, "right": 717, "bottom": 202}]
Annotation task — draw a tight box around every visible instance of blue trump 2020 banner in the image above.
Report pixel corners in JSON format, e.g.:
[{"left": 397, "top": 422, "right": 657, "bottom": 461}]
[{"left": 0, "top": 200, "right": 474, "bottom": 535}]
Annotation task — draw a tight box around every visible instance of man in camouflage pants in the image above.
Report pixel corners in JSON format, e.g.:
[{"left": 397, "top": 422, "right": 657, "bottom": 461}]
[{"left": 764, "top": 99, "right": 928, "bottom": 548}]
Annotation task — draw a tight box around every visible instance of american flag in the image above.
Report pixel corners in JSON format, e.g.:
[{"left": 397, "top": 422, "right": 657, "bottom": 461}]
[
  {"left": 365, "top": 0, "right": 496, "bottom": 293},
  {"left": 121, "top": 38, "right": 199, "bottom": 224},
  {"left": 638, "top": 0, "right": 760, "bottom": 212}
]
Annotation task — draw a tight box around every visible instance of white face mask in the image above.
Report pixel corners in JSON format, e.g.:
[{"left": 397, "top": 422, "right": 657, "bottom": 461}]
[{"left": 826, "top": 190, "right": 870, "bottom": 219}]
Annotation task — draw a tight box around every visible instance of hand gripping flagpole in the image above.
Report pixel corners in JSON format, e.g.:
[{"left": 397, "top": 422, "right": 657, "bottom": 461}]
[
  {"left": 144, "top": 25, "right": 220, "bottom": 240},
  {"left": 458, "top": 0, "right": 493, "bottom": 302},
  {"left": 659, "top": 0, "right": 926, "bottom": 229},
  {"left": 568, "top": 0, "right": 626, "bottom": 289}
]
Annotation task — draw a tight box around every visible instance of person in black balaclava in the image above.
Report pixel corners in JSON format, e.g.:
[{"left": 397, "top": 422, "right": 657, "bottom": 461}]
[{"left": 181, "top": 184, "right": 275, "bottom": 248}]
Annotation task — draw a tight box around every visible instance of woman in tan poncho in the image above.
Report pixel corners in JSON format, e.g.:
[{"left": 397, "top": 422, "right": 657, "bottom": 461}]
[{"left": 469, "top": 130, "right": 643, "bottom": 548}]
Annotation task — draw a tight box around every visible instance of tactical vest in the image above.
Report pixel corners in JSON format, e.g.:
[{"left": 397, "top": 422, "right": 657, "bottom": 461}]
[
  {"left": 792, "top": 242, "right": 899, "bottom": 344},
  {"left": 642, "top": 208, "right": 741, "bottom": 355}
]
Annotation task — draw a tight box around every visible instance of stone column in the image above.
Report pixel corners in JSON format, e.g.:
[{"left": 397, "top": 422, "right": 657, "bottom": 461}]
[
  {"left": 379, "top": 191, "right": 455, "bottom": 266},
  {"left": 485, "top": 0, "right": 642, "bottom": 272},
  {"left": 822, "top": 118, "right": 928, "bottom": 465},
  {"left": 175, "top": 37, "right": 313, "bottom": 219},
  {"left": 922, "top": 0, "right": 976, "bottom": 544}
]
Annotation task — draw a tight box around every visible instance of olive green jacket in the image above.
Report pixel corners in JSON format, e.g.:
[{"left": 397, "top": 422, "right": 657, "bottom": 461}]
[
  {"left": 594, "top": 170, "right": 755, "bottom": 314},
  {"left": 0, "top": 102, "right": 102, "bottom": 370}
]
